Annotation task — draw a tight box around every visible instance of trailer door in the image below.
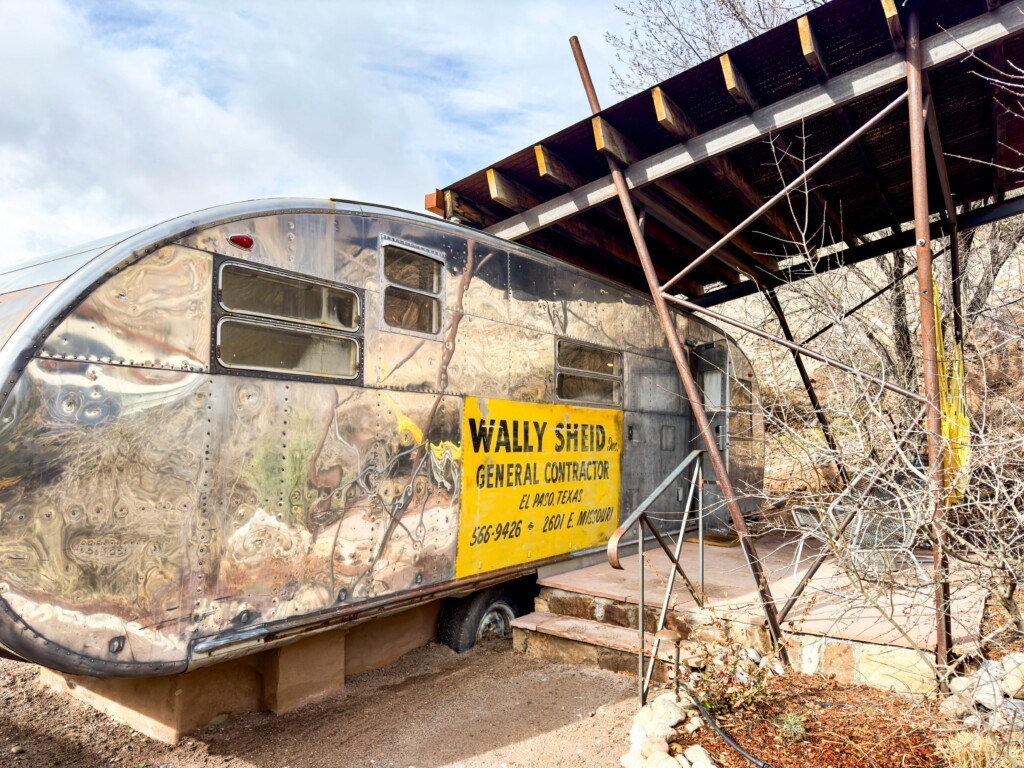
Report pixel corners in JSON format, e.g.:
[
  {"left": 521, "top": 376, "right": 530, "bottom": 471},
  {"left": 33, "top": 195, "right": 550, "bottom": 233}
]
[{"left": 694, "top": 341, "right": 731, "bottom": 533}]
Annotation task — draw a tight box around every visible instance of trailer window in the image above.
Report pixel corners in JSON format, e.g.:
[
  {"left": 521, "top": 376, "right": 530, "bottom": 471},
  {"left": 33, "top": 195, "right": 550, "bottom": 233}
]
[
  {"left": 218, "top": 319, "right": 358, "bottom": 379},
  {"left": 556, "top": 340, "right": 622, "bottom": 406},
  {"left": 382, "top": 243, "right": 441, "bottom": 335},
  {"left": 220, "top": 263, "right": 359, "bottom": 331}
]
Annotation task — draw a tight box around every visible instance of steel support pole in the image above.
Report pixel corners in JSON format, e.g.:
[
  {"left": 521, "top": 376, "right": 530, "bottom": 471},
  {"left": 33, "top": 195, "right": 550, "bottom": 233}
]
[
  {"left": 569, "top": 36, "right": 787, "bottom": 653},
  {"left": 763, "top": 289, "right": 850, "bottom": 486},
  {"left": 907, "top": 3, "right": 954, "bottom": 674}
]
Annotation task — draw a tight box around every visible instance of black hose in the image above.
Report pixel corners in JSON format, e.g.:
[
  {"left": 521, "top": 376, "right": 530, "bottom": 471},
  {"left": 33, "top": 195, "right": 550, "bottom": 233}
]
[{"left": 678, "top": 682, "right": 774, "bottom": 768}]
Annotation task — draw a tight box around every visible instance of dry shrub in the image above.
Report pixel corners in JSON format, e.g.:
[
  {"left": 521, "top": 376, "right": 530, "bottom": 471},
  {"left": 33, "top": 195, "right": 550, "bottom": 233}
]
[{"left": 935, "top": 733, "right": 1024, "bottom": 768}]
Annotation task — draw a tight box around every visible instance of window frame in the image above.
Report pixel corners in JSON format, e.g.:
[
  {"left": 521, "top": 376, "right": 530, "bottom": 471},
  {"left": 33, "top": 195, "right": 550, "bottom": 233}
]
[
  {"left": 212, "top": 257, "right": 363, "bottom": 384},
  {"left": 553, "top": 338, "right": 624, "bottom": 408},
  {"left": 217, "top": 261, "right": 361, "bottom": 332},
  {"left": 378, "top": 235, "right": 445, "bottom": 339}
]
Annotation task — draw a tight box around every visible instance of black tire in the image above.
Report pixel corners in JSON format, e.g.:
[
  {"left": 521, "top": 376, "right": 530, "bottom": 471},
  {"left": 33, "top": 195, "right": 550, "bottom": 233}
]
[{"left": 437, "top": 586, "right": 519, "bottom": 653}]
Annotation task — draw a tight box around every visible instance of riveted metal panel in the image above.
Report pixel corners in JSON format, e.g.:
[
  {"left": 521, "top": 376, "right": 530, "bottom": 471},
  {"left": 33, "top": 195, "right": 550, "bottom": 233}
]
[
  {"left": 444, "top": 313, "right": 512, "bottom": 399},
  {"left": 40, "top": 245, "right": 211, "bottom": 372},
  {"left": 626, "top": 352, "right": 685, "bottom": 415},
  {"left": 509, "top": 325, "right": 553, "bottom": 403},
  {"left": 509, "top": 256, "right": 566, "bottom": 336},
  {"left": 0, "top": 359, "right": 208, "bottom": 675},
  {"left": 178, "top": 213, "right": 335, "bottom": 283},
  {"left": 194, "top": 380, "right": 461, "bottom": 644}
]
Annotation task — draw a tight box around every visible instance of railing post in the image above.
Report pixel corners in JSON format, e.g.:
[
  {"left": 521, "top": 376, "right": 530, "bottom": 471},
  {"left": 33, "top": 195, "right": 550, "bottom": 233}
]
[{"left": 638, "top": 518, "right": 645, "bottom": 706}]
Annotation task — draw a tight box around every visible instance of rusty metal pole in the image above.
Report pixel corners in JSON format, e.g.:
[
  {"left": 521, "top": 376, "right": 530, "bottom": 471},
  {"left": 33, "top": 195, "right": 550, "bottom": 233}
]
[
  {"left": 763, "top": 289, "right": 850, "bottom": 486},
  {"left": 569, "top": 36, "right": 787, "bottom": 652},
  {"left": 907, "top": 2, "right": 954, "bottom": 676}
]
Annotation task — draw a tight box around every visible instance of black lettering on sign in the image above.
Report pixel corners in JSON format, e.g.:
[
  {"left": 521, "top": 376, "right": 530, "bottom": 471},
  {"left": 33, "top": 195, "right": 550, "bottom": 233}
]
[{"left": 467, "top": 419, "right": 550, "bottom": 453}]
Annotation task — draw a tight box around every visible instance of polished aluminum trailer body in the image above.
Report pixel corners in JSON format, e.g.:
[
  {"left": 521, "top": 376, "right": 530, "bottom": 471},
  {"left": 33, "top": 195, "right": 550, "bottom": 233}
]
[{"left": 0, "top": 199, "right": 762, "bottom": 676}]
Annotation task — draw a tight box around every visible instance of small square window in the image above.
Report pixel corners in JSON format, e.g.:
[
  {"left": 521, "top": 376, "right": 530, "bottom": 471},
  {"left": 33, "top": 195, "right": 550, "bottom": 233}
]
[{"left": 382, "top": 242, "right": 443, "bottom": 335}]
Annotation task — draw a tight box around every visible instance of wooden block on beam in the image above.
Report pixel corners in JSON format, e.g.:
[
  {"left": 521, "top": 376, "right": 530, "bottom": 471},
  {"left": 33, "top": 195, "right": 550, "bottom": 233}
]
[
  {"left": 720, "top": 53, "right": 758, "bottom": 111},
  {"left": 881, "top": 0, "right": 905, "bottom": 51},
  {"left": 425, "top": 189, "right": 445, "bottom": 216},
  {"left": 798, "top": 16, "right": 829, "bottom": 82},
  {"left": 652, "top": 87, "right": 699, "bottom": 141},
  {"left": 593, "top": 116, "right": 643, "bottom": 166},
  {"left": 486, "top": 168, "right": 537, "bottom": 212},
  {"left": 444, "top": 189, "right": 491, "bottom": 229},
  {"left": 534, "top": 145, "right": 587, "bottom": 189}
]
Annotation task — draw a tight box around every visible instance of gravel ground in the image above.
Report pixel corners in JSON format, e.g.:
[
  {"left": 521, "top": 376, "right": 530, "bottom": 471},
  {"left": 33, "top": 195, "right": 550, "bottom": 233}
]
[{"left": 0, "top": 639, "right": 635, "bottom": 768}]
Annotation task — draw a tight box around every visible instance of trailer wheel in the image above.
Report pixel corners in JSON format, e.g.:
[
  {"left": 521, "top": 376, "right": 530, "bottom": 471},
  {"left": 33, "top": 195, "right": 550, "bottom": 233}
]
[{"left": 437, "top": 587, "right": 518, "bottom": 653}]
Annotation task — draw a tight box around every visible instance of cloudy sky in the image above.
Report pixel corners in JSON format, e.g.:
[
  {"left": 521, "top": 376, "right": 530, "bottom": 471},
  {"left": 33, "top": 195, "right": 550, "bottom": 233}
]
[{"left": 0, "top": 0, "right": 631, "bottom": 267}]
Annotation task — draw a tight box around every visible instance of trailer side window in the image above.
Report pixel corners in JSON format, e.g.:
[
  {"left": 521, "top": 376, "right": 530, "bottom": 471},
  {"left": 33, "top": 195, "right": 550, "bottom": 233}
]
[
  {"left": 382, "top": 243, "right": 441, "bottom": 335},
  {"left": 556, "top": 340, "right": 622, "bottom": 406},
  {"left": 216, "top": 263, "right": 361, "bottom": 380},
  {"left": 220, "top": 263, "right": 359, "bottom": 331}
]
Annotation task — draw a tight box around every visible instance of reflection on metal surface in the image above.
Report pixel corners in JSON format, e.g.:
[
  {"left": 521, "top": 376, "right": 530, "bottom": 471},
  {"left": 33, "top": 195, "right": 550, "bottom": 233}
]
[
  {"left": 41, "top": 245, "right": 212, "bottom": 371},
  {"left": 0, "top": 201, "right": 765, "bottom": 677},
  {"left": 0, "top": 283, "right": 59, "bottom": 349}
]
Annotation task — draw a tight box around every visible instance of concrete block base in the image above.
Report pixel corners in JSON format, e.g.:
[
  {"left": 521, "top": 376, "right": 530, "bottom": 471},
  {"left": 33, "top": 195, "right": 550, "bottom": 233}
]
[{"left": 40, "top": 599, "right": 441, "bottom": 744}]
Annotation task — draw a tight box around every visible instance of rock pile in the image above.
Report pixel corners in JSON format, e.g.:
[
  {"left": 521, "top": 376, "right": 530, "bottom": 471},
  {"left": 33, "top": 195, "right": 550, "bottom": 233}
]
[
  {"left": 940, "top": 652, "right": 1024, "bottom": 735},
  {"left": 619, "top": 693, "right": 719, "bottom": 768}
]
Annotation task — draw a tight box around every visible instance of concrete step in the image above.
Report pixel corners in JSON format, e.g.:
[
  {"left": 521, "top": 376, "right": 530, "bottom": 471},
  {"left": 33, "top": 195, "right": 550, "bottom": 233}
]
[{"left": 511, "top": 611, "right": 703, "bottom": 682}]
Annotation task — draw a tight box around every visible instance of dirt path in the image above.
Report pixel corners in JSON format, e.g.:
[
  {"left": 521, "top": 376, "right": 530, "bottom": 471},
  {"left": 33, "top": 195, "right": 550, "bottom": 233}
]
[{"left": 0, "top": 639, "right": 635, "bottom": 768}]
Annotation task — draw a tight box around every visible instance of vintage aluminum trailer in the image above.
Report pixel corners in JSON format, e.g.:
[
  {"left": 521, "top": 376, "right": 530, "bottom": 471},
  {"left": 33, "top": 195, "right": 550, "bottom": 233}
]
[{"left": 0, "top": 198, "right": 763, "bottom": 677}]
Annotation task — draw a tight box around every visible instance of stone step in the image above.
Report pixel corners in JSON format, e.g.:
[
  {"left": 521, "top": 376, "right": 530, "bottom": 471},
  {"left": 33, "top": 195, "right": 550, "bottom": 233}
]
[
  {"left": 511, "top": 611, "right": 704, "bottom": 682},
  {"left": 534, "top": 586, "right": 733, "bottom": 645}
]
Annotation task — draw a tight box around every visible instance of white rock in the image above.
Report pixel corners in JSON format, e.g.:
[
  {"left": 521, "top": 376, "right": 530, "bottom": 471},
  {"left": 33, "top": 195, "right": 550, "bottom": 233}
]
[
  {"left": 644, "top": 721, "right": 677, "bottom": 742},
  {"left": 1000, "top": 652, "right": 1024, "bottom": 699},
  {"left": 675, "top": 757, "right": 692, "bottom": 768},
  {"left": 629, "top": 723, "right": 647, "bottom": 752},
  {"left": 771, "top": 660, "right": 786, "bottom": 677},
  {"left": 641, "top": 737, "right": 670, "bottom": 758},
  {"left": 746, "top": 647, "right": 762, "bottom": 664},
  {"left": 963, "top": 714, "right": 984, "bottom": 730},
  {"left": 939, "top": 694, "right": 970, "bottom": 719},
  {"left": 683, "top": 745, "right": 718, "bottom": 768},
  {"left": 684, "top": 715, "right": 704, "bottom": 734},
  {"left": 634, "top": 706, "right": 656, "bottom": 728},
  {"left": 973, "top": 661, "right": 1006, "bottom": 711},
  {"left": 644, "top": 753, "right": 677, "bottom": 768},
  {"left": 620, "top": 753, "right": 646, "bottom": 768},
  {"left": 651, "top": 700, "right": 685, "bottom": 728}
]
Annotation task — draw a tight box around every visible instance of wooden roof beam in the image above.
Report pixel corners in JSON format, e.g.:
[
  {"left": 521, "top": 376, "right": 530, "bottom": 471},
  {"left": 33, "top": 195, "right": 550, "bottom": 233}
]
[
  {"left": 485, "top": 5, "right": 1024, "bottom": 242},
  {"left": 593, "top": 116, "right": 775, "bottom": 273},
  {"left": 653, "top": 86, "right": 803, "bottom": 247},
  {"left": 720, "top": 51, "right": 851, "bottom": 246},
  {"left": 882, "top": 0, "right": 905, "bottom": 51},
  {"left": 485, "top": 168, "right": 704, "bottom": 295},
  {"left": 799, "top": 14, "right": 902, "bottom": 234},
  {"left": 534, "top": 143, "right": 740, "bottom": 285}
]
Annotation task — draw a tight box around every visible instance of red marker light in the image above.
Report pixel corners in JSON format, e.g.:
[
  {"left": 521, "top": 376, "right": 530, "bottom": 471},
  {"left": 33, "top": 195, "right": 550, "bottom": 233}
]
[{"left": 228, "top": 234, "right": 254, "bottom": 250}]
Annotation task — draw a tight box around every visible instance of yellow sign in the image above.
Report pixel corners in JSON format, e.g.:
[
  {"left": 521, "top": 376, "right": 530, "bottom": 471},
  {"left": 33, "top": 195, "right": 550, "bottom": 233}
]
[{"left": 455, "top": 397, "right": 622, "bottom": 578}]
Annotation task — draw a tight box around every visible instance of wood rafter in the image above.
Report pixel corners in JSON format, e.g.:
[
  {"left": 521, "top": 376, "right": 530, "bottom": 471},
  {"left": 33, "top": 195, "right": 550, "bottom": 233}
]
[
  {"left": 483, "top": 5, "right": 1024, "bottom": 243},
  {"left": 719, "top": 51, "right": 851, "bottom": 244},
  {"left": 533, "top": 144, "right": 741, "bottom": 285},
  {"left": 485, "top": 168, "right": 704, "bottom": 294},
  {"left": 799, "top": 13, "right": 902, "bottom": 233},
  {"left": 592, "top": 115, "right": 774, "bottom": 274},
  {"left": 652, "top": 86, "right": 802, "bottom": 246},
  {"left": 882, "top": 0, "right": 905, "bottom": 51}
]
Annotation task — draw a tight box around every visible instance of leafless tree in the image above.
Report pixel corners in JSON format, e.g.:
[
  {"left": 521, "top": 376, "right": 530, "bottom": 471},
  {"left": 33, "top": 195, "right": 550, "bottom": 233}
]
[{"left": 606, "top": 0, "right": 826, "bottom": 95}]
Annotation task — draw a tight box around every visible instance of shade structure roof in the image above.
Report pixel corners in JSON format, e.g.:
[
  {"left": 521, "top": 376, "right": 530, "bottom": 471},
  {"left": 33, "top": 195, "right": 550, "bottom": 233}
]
[{"left": 431, "top": 0, "right": 1024, "bottom": 306}]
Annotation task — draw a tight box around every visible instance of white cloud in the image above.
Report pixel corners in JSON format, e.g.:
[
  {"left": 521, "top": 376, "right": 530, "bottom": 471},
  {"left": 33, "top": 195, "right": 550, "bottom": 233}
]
[{"left": 0, "top": 0, "right": 628, "bottom": 266}]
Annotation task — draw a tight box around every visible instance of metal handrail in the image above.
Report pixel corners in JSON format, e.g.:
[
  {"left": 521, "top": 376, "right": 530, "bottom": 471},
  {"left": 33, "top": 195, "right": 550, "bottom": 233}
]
[
  {"left": 605, "top": 449, "right": 706, "bottom": 704},
  {"left": 606, "top": 449, "right": 703, "bottom": 569}
]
